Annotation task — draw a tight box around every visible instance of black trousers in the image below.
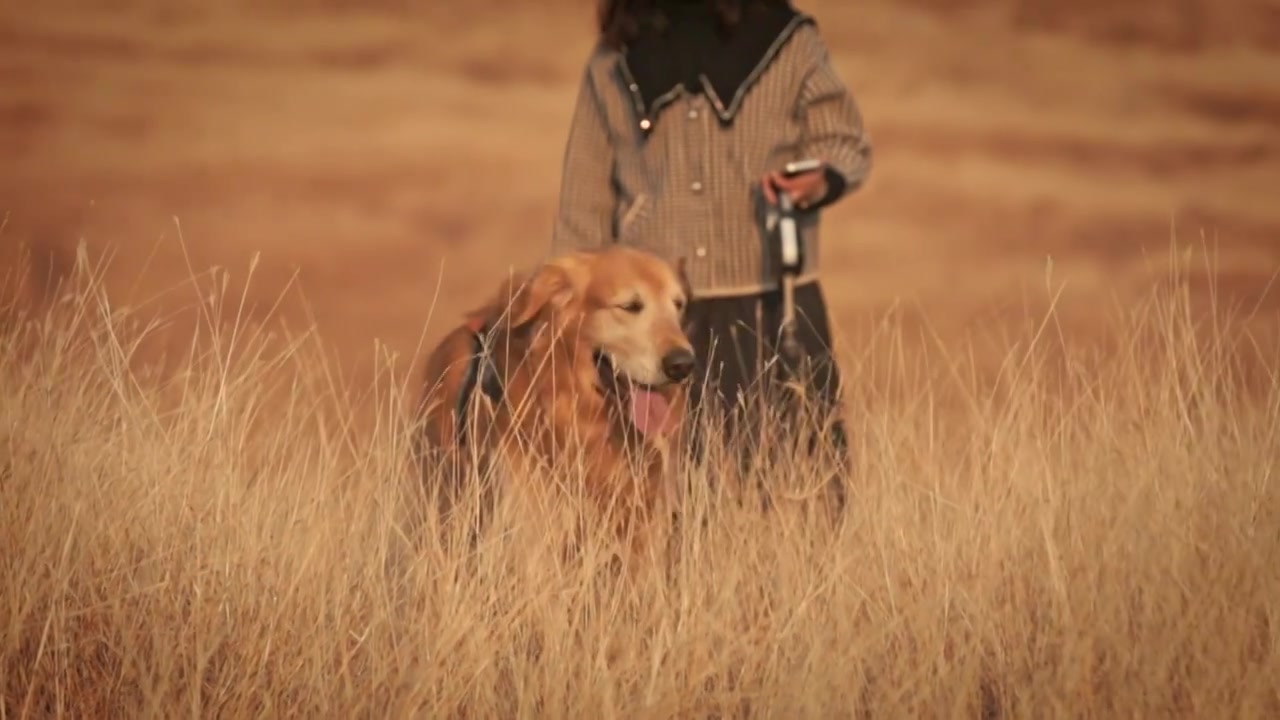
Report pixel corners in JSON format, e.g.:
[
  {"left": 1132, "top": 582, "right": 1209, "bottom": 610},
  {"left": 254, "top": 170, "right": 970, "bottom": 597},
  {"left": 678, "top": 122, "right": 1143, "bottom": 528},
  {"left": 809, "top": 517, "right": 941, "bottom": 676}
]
[{"left": 681, "top": 279, "right": 849, "bottom": 512}]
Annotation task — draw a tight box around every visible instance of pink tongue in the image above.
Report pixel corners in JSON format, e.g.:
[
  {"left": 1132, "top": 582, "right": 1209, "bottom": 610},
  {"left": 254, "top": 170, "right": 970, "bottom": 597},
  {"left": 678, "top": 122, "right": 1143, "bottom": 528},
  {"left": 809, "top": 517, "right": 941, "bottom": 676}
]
[{"left": 630, "top": 389, "right": 672, "bottom": 436}]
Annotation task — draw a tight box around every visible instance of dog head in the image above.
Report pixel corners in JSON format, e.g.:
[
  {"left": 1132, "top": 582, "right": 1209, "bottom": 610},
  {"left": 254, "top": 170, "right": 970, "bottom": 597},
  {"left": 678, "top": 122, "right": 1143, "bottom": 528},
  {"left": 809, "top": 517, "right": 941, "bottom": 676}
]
[
  {"left": 580, "top": 248, "right": 695, "bottom": 389},
  {"left": 480, "top": 246, "right": 696, "bottom": 436}
]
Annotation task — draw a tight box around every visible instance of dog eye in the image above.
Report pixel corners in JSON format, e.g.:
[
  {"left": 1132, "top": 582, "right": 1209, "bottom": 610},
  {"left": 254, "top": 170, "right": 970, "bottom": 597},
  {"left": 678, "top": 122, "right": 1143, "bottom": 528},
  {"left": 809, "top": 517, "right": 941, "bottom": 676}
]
[
  {"left": 674, "top": 297, "right": 686, "bottom": 311},
  {"left": 617, "top": 298, "right": 644, "bottom": 314}
]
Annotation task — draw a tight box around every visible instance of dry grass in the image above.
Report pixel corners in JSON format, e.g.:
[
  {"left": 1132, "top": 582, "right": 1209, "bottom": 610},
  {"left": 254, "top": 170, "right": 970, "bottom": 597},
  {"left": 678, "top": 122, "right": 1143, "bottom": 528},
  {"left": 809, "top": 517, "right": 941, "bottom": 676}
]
[
  {"left": 4, "top": 2, "right": 1278, "bottom": 715},
  {"left": 2, "top": 243, "right": 1278, "bottom": 718}
]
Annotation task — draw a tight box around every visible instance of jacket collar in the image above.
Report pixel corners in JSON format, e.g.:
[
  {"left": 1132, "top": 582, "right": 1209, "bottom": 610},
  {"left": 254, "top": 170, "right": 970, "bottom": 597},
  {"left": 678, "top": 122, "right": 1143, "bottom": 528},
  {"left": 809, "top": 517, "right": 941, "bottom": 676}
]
[{"left": 615, "top": 5, "right": 813, "bottom": 134}]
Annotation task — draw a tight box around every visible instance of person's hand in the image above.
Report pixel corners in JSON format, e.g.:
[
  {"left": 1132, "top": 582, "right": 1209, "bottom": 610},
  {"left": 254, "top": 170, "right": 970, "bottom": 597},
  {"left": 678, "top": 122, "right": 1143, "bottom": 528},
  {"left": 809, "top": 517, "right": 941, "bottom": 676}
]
[{"left": 762, "top": 162, "right": 829, "bottom": 209}]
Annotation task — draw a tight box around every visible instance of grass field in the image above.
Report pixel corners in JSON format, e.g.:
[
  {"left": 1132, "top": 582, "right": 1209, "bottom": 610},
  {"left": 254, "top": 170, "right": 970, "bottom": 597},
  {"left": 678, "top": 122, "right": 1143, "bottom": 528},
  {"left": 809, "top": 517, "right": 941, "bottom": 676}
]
[
  {"left": 2, "top": 246, "right": 1276, "bottom": 717},
  {"left": 3, "top": 0, "right": 1280, "bottom": 716}
]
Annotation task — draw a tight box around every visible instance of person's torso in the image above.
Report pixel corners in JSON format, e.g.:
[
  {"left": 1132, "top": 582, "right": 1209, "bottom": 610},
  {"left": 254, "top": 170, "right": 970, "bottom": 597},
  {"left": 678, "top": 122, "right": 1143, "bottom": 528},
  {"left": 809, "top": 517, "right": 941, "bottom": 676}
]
[{"left": 586, "top": 16, "right": 827, "bottom": 298}]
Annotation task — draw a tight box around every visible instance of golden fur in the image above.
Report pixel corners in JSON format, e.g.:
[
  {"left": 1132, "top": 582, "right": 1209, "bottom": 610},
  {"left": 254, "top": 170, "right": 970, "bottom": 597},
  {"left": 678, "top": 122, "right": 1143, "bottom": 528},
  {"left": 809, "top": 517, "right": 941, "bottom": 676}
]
[{"left": 413, "top": 246, "right": 696, "bottom": 559}]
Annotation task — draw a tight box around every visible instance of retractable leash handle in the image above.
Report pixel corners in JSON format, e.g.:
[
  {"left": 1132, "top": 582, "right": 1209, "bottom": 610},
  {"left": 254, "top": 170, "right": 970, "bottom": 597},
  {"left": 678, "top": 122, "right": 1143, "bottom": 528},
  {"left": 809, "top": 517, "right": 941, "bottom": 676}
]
[{"left": 776, "top": 191, "right": 802, "bottom": 275}]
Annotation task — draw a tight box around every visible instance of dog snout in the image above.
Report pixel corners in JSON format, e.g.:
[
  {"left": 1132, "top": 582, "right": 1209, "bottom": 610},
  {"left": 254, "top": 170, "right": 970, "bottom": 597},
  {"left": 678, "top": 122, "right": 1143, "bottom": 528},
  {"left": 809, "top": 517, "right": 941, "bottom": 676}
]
[{"left": 661, "top": 347, "right": 696, "bottom": 382}]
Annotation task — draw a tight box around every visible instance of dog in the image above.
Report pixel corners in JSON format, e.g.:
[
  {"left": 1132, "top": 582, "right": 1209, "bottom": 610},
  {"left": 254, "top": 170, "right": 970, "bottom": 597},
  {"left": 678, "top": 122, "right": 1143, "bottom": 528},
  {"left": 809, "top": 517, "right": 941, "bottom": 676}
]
[{"left": 412, "top": 246, "right": 697, "bottom": 562}]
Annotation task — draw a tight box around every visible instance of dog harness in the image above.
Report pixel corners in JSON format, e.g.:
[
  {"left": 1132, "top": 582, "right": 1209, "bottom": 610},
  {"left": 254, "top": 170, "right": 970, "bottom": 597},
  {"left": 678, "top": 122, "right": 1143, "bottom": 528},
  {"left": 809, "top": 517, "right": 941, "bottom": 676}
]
[{"left": 455, "top": 317, "right": 504, "bottom": 445}]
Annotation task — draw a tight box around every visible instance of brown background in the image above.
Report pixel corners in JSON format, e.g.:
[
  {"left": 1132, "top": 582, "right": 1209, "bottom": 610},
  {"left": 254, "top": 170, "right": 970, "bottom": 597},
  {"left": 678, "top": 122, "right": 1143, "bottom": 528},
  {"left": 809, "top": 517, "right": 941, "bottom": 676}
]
[{"left": 3, "top": 0, "right": 1278, "bottom": 399}]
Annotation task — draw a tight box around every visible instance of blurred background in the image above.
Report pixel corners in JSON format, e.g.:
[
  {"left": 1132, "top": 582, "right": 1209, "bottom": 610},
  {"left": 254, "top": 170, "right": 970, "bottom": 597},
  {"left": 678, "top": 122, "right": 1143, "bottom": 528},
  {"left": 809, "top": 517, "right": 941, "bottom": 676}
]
[{"left": 2, "top": 0, "right": 1278, "bottom": 396}]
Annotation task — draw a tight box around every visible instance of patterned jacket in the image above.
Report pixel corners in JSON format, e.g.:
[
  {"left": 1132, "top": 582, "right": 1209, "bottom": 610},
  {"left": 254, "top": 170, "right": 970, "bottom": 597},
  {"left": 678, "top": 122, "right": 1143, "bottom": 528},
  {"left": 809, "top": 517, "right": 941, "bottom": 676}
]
[{"left": 548, "top": 10, "right": 873, "bottom": 298}]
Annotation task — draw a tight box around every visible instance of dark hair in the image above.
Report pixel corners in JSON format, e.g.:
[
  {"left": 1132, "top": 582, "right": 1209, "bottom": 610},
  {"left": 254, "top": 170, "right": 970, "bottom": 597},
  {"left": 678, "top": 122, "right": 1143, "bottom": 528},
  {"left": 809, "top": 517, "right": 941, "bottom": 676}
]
[{"left": 597, "top": 0, "right": 784, "bottom": 50}]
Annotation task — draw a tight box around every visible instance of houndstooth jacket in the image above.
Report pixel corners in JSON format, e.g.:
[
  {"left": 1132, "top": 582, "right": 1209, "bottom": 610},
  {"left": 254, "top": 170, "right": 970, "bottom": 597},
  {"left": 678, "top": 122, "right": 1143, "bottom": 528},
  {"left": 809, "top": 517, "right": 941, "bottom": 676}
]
[{"left": 548, "top": 11, "right": 873, "bottom": 299}]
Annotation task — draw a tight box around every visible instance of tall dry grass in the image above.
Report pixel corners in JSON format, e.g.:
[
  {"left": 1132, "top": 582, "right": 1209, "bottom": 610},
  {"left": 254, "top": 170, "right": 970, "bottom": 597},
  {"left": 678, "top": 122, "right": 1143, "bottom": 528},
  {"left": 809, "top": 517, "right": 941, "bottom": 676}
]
[{"left": 1, "top": 243, "right": 1277, "bottom": 718}]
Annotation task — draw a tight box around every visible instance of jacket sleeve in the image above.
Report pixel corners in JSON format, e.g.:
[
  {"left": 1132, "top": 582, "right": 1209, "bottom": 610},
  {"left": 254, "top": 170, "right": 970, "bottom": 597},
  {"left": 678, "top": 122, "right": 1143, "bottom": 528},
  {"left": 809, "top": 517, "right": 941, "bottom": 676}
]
[
  {"left": 794, "top": 28, "right": 873, "bottom": 211},
  {"left": 550, "top": 59, "right": 619, "bottom": 254}
]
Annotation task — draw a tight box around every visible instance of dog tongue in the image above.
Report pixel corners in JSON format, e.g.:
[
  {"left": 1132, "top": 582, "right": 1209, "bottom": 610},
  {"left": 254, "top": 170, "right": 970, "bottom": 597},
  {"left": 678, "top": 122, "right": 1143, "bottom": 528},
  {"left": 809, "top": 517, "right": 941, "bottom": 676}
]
[{"left": 630, "top": 389, "right": 672, "bottom": 436}]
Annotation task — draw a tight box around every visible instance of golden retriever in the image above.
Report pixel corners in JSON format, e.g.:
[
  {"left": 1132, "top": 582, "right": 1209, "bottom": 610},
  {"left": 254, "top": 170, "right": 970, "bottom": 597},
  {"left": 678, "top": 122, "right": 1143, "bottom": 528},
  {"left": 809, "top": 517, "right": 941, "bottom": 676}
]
[{"left": 412, "top": 246, "right": 696, "bottom": 560}]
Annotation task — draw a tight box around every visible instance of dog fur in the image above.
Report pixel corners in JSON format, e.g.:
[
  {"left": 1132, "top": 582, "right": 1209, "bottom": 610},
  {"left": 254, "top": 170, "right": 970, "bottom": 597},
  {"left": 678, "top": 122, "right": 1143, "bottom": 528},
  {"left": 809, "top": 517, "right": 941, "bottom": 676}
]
[{"left": 412, "top": 246, "right": 696, "bottom": 560}]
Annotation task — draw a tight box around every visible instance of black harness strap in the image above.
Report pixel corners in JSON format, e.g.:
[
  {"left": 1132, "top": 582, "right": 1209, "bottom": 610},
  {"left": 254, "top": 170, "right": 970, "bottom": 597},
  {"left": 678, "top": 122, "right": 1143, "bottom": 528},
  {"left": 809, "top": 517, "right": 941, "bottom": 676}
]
[{"left": 454, "top": 322, "right": 504, "bottom": 446}]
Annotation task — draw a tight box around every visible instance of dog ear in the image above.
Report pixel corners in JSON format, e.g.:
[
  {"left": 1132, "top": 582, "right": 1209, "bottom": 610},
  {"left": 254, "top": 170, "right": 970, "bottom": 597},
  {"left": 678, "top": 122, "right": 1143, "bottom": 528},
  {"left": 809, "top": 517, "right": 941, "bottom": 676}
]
[{"left": 501, "top": 261, "right": 576, "bottom": 332}]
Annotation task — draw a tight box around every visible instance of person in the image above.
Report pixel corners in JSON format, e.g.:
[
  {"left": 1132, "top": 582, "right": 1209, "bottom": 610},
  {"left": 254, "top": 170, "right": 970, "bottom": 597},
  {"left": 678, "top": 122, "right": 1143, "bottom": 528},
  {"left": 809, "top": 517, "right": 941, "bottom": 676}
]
[{"left": 548, "top": 0, "right": 873, "bottom": 512}]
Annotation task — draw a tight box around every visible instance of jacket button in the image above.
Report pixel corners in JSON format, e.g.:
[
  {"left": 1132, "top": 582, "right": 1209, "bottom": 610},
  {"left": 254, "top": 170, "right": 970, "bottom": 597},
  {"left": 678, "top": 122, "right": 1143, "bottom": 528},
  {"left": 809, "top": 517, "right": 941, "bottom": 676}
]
[
  {"left": 691, "top": 181, "right": 703, "bottom": 192},
  {"left": 695, "top": 247, "right": 707, "bottom": 258}
]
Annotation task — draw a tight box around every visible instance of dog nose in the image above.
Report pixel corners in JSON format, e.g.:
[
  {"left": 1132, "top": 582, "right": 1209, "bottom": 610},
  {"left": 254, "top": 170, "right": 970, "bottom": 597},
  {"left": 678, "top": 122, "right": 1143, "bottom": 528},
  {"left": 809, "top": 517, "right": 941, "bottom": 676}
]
[{"left": 661, "top": 348, "right": 696, "bottom": 382}]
